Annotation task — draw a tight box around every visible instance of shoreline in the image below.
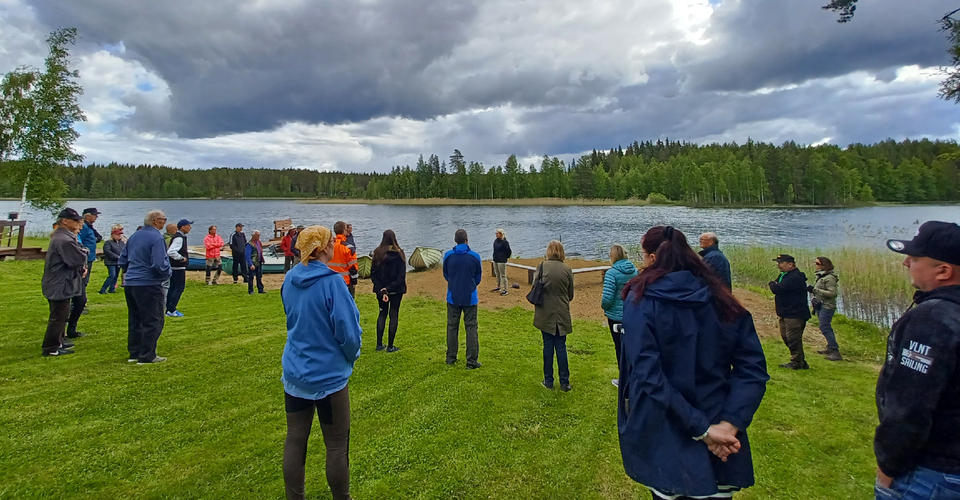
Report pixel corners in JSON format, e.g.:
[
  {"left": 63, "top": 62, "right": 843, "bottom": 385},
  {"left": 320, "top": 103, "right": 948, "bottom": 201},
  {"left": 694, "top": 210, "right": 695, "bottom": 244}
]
[{"left": 3, "top": 197, "right": 954, "bottom": 208}]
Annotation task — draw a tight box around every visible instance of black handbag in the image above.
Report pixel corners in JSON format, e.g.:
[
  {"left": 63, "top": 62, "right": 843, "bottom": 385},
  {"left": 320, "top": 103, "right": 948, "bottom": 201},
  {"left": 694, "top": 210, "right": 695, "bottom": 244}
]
[{"left": 526, "top": 263, "right": 545, "bottom": 306}]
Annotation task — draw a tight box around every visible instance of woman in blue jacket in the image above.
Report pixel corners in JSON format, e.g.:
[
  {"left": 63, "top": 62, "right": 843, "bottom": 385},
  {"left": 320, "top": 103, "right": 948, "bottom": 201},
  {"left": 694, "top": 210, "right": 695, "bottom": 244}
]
[
  {"left": 281, "top": 226, "right": 362, "bottom": 500},
  {"left": 601, "top": 244, "right": 638, "bottom": 388},
  {"left": 618, "top": 226, "right": 768, "bottom": 500}
]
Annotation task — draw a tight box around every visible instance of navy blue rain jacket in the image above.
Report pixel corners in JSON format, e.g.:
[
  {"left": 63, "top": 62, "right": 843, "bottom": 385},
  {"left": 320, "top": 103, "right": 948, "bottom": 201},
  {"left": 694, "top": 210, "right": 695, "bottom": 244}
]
[{"left": 618, "top": 270, "right": 769, "bottom": 497}]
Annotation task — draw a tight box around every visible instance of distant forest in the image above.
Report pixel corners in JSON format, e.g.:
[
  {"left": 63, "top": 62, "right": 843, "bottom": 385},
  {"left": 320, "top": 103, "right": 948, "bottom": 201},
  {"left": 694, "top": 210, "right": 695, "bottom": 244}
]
[{"left": 2, "top": 138, "right": 958, "bottom": 205}]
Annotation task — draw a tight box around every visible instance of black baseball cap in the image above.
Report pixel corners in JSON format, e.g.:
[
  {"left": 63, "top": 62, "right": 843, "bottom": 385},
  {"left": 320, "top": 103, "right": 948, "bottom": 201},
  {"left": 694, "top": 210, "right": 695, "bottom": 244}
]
[
  {"left": 887, "top": 221, "right": 960, "bottom": 266},
  {"left": 773, "top": 254, "right": 796, "bottom": 263},
  {"left": 82, "top": 207, "right": 101, "bottom": 215},
  {"left": 57, "top": 208, "right": 82, "bottom": 221}
]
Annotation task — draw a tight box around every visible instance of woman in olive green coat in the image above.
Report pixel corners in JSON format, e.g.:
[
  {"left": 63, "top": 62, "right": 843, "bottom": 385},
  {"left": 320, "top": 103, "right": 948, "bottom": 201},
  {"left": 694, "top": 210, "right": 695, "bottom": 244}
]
[
  {"left": 809, "top": 256, "right": 841, "bottom": 361},
  {"left": 534, "top": 240, "right": 575, "bottom": 391}
]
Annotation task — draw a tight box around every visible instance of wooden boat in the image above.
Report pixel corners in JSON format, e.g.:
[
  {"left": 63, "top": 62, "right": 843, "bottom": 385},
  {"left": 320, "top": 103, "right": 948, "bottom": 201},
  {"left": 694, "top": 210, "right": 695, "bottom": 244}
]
[
  {"left": 357, "top": 255, "right": 372, "bottom": 278},
  {"left": 409, "top": 246, "right": 442, "bottom": 270},
  {"left": 187, "top": 250, "right": 287, "bottom": 274}
]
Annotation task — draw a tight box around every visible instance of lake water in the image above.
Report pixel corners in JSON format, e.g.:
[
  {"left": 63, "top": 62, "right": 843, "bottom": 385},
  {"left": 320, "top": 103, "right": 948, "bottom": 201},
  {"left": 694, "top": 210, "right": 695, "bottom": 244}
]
[{"left": 2, "top": 200, "right": 957, "bottom": 259}]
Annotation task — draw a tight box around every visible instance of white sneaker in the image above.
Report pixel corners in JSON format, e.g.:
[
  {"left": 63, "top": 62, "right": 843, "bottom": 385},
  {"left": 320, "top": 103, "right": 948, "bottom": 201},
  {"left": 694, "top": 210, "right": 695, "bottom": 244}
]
[{"left": 611, "top": 379, "right": 619, "bottom": 388}]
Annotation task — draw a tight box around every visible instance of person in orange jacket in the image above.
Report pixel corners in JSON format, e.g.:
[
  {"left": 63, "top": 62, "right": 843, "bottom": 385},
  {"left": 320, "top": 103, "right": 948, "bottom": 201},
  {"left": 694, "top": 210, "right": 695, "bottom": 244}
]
[
  {"left": 280, "top": 228, "right": 296, "bottom": 273},
  {"left": 328, "top": 221, "right": 359, "bottom": 297}
]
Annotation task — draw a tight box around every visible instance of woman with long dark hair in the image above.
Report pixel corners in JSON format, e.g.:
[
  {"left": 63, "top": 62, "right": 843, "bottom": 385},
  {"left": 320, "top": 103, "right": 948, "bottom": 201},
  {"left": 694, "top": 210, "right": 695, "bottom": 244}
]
[
  {"left": 618, "top": 226, "right": 769, "bottom": 500},
  {"left": 370, "top": 230, "right": 407, "bottom": 352}
]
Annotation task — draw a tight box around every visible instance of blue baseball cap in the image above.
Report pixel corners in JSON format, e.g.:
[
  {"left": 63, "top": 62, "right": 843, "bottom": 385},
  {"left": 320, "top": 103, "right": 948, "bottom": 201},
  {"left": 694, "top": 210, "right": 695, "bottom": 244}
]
[{"left": 177, "top": 219, "right": 194, "bottom": 228}]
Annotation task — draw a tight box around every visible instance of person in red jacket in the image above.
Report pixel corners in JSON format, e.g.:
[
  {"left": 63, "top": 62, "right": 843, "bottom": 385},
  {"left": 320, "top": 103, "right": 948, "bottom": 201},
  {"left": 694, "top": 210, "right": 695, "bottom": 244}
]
[
  {"left": 204, "top": 225, "right": 226, "bottom": 285},
  {"left": 281, "top": 228, "right": 297, "bottom": 273}
]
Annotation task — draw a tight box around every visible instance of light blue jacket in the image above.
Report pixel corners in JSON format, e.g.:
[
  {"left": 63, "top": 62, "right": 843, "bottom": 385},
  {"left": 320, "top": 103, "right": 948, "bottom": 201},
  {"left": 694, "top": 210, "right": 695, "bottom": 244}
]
[
  {"left": 78, "top": 223, "right": 98, "bottom": 262},
  {"left": 601, "top": 259, "right": 638, "bottom": 322},
  {"left": 281, "top": 260, "right": 362, "bottom": 400}
]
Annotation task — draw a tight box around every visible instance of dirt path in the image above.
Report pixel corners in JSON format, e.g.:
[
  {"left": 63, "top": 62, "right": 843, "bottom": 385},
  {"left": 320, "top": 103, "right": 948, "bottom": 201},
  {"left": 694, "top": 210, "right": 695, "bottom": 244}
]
[{"left": 187, "top": 258, "right": 825, "bottom": 346}]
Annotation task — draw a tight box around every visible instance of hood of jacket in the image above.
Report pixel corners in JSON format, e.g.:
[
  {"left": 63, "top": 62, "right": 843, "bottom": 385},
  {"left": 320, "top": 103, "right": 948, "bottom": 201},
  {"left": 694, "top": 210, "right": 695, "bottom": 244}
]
[
  {"left": 452, "top": 243, "right": 471, "bottom": 255},
  {"left": 698, "top": 245, "right": 720, "bottom": 257},
  {"left": 611, "top": 258, "right": 637, "bottom": 276},
  {"left": 816, "top": 269, "right": 838, "bottom": 281},
  {"left": 287, "top": 260, "right": 340, "bottom": 289},
  {"left": 643, "top": 270, "right": 712, "bottom": 307}
]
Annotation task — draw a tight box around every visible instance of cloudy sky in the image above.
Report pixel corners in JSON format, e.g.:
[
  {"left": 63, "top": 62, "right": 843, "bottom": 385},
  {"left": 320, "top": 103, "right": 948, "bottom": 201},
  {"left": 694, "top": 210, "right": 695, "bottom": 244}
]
[{"left": 1, "top": 0, "right": 957, "bottom": 172}]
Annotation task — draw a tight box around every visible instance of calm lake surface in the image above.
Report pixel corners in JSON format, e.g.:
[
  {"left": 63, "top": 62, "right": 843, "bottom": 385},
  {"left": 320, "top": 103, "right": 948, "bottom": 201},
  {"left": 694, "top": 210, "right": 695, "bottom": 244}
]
[{"left": 3, "top": 200, "right": 957, "bottom": 259}]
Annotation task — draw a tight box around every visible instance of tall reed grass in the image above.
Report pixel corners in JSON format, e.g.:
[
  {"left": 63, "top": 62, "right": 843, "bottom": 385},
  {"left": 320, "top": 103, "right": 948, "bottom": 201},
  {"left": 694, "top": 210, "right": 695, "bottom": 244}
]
[{"left": 725, "top": 246, "right": 914, "bottom": 327}]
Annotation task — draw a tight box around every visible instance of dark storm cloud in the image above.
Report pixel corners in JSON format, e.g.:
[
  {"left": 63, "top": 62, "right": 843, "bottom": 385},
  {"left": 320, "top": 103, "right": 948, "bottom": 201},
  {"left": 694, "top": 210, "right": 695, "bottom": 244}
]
[
  {"left": 29, "top": 0, "right": 481, "bottom": 137},
  {"left": 677, "top": 0, "right": 957, "bottom": 92}
]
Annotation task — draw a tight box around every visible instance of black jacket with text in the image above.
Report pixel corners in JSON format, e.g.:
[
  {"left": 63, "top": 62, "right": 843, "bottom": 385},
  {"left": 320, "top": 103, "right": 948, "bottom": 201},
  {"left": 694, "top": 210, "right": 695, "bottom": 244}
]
[{"left": 875, "top": 285, "right": 960, "bottom": 478}]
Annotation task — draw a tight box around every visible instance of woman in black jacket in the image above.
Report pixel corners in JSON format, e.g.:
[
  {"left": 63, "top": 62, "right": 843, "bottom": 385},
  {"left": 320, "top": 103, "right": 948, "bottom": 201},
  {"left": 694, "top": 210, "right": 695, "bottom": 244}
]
[
  {"left": 492, "top": 229, "right": 511, "bottom": 295},
  {"left": 99, "top": 226, "right": 126, "bottom": 294},
  {"left": 370, "top": 230, "right": 407, "bottom": 352}
]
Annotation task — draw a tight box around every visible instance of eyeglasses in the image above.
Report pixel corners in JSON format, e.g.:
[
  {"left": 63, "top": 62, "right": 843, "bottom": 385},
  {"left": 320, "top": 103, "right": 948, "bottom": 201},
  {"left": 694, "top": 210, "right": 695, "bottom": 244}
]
[{"left": 815, "top": 261, "right": 822, "bottom": 265}]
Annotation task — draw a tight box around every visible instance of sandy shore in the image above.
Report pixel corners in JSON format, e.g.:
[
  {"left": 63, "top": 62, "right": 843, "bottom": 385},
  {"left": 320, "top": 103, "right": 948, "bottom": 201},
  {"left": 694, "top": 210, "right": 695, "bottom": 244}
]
[{"left": 187, "top": 258, "right": 825, "bottom": 345}]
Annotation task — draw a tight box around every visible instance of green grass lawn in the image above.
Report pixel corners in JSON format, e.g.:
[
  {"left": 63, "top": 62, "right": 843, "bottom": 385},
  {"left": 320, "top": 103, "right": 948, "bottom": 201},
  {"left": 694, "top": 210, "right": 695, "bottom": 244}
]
[{"left": 0, "top": 260, "right": 882, "bottom": 499}]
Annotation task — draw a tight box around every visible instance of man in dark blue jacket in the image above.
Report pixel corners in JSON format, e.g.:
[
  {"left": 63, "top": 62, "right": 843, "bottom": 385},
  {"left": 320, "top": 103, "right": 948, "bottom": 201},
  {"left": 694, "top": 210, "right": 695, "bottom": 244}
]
[
  {"left": 874, "top": 221, "right": 960, "bottom": 498},
  {"left": 768, "top": 254, "right": 811, "bottom": 370},
  {"left": 119, "top": 210, "right": 172, "bottom": 364},
  {"left": 442, "top": 229, "right": 482, "bottom": 369},
  {"left": 699, "top": 232, "right": 732, "bottom": 289}
]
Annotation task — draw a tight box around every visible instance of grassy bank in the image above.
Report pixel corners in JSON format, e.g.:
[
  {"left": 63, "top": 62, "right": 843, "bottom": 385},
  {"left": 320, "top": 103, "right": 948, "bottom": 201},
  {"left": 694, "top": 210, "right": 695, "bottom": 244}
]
[
  {"left": 725, "top": 246, "right": 913, "bottom": 327},
  {"left": 0, "top": 259, "right": 885, "bottom": 499}
]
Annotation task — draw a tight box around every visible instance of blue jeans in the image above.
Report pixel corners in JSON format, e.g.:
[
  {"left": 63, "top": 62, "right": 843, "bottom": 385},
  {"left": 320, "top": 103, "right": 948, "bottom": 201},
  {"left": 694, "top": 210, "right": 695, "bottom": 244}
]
[
  {"left": 876, "top": 467, "right": 960, "bottom": 500},
  {"left": 817, "top": 306, "right": 839, "bottom": 351},
  {"left": 100, "top": 264, "right": 120, "bottom": 294},
  {"left": 542, "top": 331, "right": 569, "bottom": 386}
]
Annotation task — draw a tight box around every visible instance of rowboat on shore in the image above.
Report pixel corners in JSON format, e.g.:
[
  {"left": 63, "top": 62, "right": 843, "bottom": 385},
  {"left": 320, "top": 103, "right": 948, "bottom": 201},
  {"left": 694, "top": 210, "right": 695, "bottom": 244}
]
[
  {"left": 357, "top": 255, "right": 372, "bottom": 278},
  {"left": 187, "top": 248, "right": 287, "bottom": 274},
  {"left": 409, "top": 246, "right": 442, "bottom": 270}
]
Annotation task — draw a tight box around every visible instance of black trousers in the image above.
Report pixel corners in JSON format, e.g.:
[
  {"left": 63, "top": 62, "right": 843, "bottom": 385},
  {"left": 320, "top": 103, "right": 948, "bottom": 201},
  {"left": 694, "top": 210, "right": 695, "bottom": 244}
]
[
  {"left": 125, "top": 285, "right": 165, "bottom": 361},
  {"left": 376, "top": 293, "right": 403, "bottom": 347},
  {"left": 68, "top": 291, "right": 87, "bottom": 336},
  {"left": 284, "top": 256, "right": 295, "bottom": 273},
  {"left": 446, "top": 304, "right": 479, "bottom": 366},
  {"left": 608, "top": 318, "right": 623, "bottom": 372},
  {"left": 248, "top": 264, "right": 264, "bottom": 293},
  {"left": 232, "top": 254, "right": 248, "bottom": 282},
  {"left": 42, "top": 298, "right": 73, "bottom": 354},
  {"left": 166, "top": 270, "right": 186, "bottom": 313},
  {"left": 283, "top": 386, "right": 351, "bottom": 500}
]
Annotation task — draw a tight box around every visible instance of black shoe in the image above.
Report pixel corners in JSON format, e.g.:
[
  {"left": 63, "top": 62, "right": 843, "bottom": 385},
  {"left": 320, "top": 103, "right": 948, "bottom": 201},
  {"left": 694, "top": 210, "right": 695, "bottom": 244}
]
[
  {"left": 466, "top": 362, "right": 482, "bottom": 370},
  {"left": 500, "top": 290, "right": 508, "bottom": 296},
  {"left": 376, "top": 344, "right": 386, "bottom": 351},
  {"left": 98, "top": 291, "right": 107, "bottom": 295},
  {"left": 61, "top": 340, "right": 75, "bottom": 349},
  {"left": 249, "top": 291, "right": 254, "bottom": 295},
  {"left": 491, "top": 288, "right": 501, "bottom": 292},
  {"left": 66, "top": 331, "right": 87, "bottom": 338},
  {"left": 817, "top": 348, "right": 830, "bottom": 355},
  {"left": 542, "top": 380, "right": 554, "bottom": 389},
  {"left": 137, "top": 356, "right": 167, "bottom": 365},
  {"left": 387, "top": 346, "right": 399, "bottom": 353},
  {"left": 825, "top": 350, "right": 843, "bottom": 362},
  {"left": 446, "top": 359, "right": 457, "bottom": 366},
  {"left": 559, "top": 384, "right": 572, "bottom": 392},
  {"left": 233, "top": 280, "right": 238, "bottom": 284},
  {"left": 779, "top": 362, "right": 810, "bottom": 370},
  {"left": 258, "top": 290, "right": 267, "bottom": 294}
]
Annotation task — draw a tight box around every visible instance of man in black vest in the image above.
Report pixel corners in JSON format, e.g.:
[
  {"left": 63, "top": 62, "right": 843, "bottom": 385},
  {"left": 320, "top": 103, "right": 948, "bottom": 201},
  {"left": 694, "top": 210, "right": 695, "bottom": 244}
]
[
  {"left": 165, "top": 219, "right": 192, "bottom": 317},
  {"left": 230, "top": 223, "right": 248, "bottom": 284}
]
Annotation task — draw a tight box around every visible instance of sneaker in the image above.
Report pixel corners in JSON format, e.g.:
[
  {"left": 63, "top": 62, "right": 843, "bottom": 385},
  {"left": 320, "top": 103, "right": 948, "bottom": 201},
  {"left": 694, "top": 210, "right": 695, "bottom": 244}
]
[
  {"left": 542, "top": 380, "right": 554, "bottom": 389},
  {"left": 466, "top": 362, "right": 482, "bottom": 370},
  {"left": 165, "top": 311, "right": 176, "bottom": 317},
  {"left": 258, "top": 290, "right": 267, "bottom": 294},
  {"left": 446, "top": 359, "right": 457, "bottom": 366},
  {"left": 779, "top": 362, "right": 811, "bottom": 370},
  {"left": 387, "top": 346, "right": 399, "bottom": 353},
  {"left": 249, "top": 292, "right": 254, "bottom": 295},
  {"left": 173, "top": 311, "right": 184, "bottom": 317},
  {"left": 206, "top": 282, "right": 213, "bottom": 286},
  {"left": 491, "top": 287, "right": 501, "bottom": 292},
  {"left": 611, "top": 379, "right": 619, "bottom": 388},
  {"left": 108, "top": 288, "right": 116, "bottom": 293},
  {"left": 138, "top": 356, "right": 167, "bottom": 365},
  {"left": 376, "top": 344, "right": 386, "bottom": 351},
  {"left": 212, "top": 281, "right": 218, "bottom": 285},
  {"left": 500, "top": 290, "right": 508, "bottom": 296},
  {"left": 559, "top": 384, "right": 572, "bottom": 392},
  {"left": 128, "top": 358, "right": 138, "bottom": 363},
  {"left": 98, "top": 291, "right": 107, "bottom": 295},
  {"left": 66, "top": 331, "right": 86, "bottom": 338},
  {"left": 824, "top": 350, "right": 843, "bottom": 361},
  {"left": 233, "top": 280, "right": 238, "bottom": 284},
  {"left": 43, "top": 348, "right": 75, "bottom": 357},
  {"left": 61, "top": 340, "right": 75, "bottom": 349}
]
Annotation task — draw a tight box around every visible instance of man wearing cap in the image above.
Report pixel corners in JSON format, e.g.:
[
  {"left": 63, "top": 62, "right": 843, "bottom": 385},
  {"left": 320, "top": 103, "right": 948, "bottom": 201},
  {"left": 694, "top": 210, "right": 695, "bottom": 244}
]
[
  {"left": 230, "top": 223, "right": 248, "bottom": 284},
  {"left": 165, "top": 219, "right": 192, "bottom": 317},
  {"left": 40, "top": 208, "right": 89, "bottom": 356},
  {"left": 768, "top": 254, "right": 811, "bottom": 370},
  {"left": 874, "top": 221, "right": 960, "bottom": 498},
  {"left": 79, "top": 208, "right": 103, "bottom": 290},
  {"left": 119, "top": 210, "right": 172, "bottom": 364}
]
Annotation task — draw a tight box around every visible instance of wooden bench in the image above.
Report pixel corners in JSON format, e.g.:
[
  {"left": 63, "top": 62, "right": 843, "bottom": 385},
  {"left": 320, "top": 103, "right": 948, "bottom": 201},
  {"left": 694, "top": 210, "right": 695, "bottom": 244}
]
[
  {"left": 273, "top": 219, "right": 294, "bottom": 240},
  {"left": 489, "top": 262, "right": 612, "bottom": 284}
]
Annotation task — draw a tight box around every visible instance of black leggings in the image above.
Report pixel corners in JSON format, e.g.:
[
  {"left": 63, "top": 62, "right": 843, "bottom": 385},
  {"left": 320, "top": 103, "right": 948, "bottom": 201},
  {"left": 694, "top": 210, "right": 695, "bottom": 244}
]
[
  {"left": 608, "top": 318, "right": 622, "bottom": 372},
  {"left": 376, "top": 293, "right": 403, "bottom": 347},
  {"left": 283, "top": 387, "right": 351, "bottom": 500}
]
